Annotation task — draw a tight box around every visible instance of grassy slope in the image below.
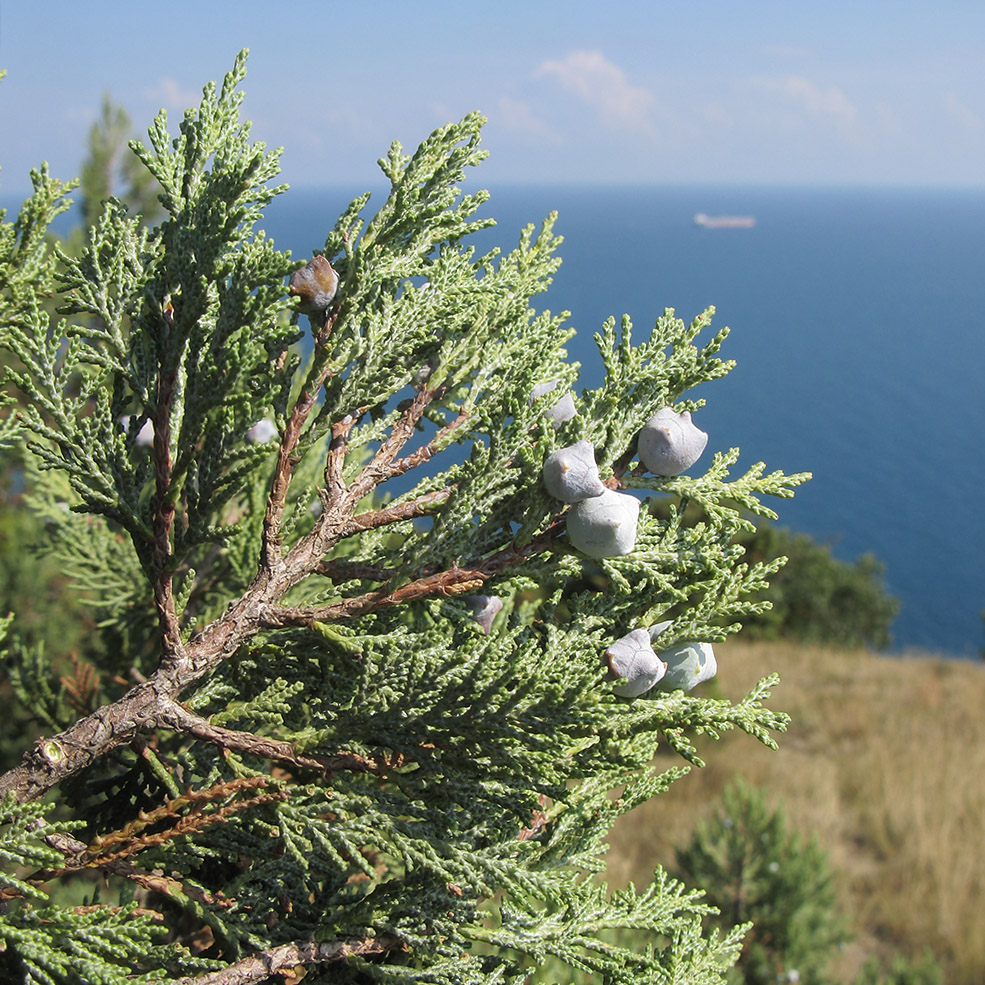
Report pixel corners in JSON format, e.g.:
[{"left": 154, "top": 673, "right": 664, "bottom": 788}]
[{"left": 606, "top": 641, "right": 985, "bottom": 985}]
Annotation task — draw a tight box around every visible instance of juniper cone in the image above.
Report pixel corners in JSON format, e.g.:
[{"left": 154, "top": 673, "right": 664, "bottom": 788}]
[
  {"left": 288, "top": 253, "right": 339, "bottom": 319},
  {"left": 638, "top": 406, "right": 709, "bottom": 476},
  {"left": 566, "top": 487, "right": 643, "bottom": 558},
  {"left": 542, "top": 439, "right": 606, "bottom": 503},
  {"left": 605, "top": 628, "right": 667, "bottom": 697},
  {"left": 0, "top": 51, "right": 809, "bottom": 985}
]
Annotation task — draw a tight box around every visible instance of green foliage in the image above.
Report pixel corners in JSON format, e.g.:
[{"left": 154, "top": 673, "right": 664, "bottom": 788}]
[
  {"left": 0, "top": 795, "right": 215, "bottom": 982},
  {"left": 0, "top": 51, "right": 811, "bottom": 984},
  {"left": 673, "top": 781, "right": 846, "bottom": 985},
  {"left": 79, "top": 95, "right": 164, "bottom": 232},
  {"left": 737, "top": 523, "right": 898, "bottom": 649},
  {"left": 852, "top": 951, "right": 943, "bottom": 985}
]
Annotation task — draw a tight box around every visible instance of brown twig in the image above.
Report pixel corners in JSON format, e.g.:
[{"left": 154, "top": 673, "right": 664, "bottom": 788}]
[
  {"left": 86, "top": 776, "right": 272, "bottom": 854},
  {"left": 151, "top": 303, "right": 183, "bottom": 663},
  {"left": 160, "top": 703, "right": 395, "bottom": 777},
  {"left": 315, "top": 559, "right": 396, "bottom": 583},
  {"left": 341, "top": 487, "right": 453, "bottom": 535},
  {"left": 262, "top": 310, "right": 341, "bottom": 568},
  {"left": 375, "top": 404, "right": 470, "bottom": 485},
  {"left": 352, "top": 388, "right": 442, "bottom": 494},
  {"left": 174, "top": 934, "right": 405, "bottom": 985},
  {"left": 37, "top": 830, "right": 235, "bottom": 910},
  {"left": 263, "top": 519, "right": 568, "bottom": 629},
  {"left": 322, "top": 409, "right": 365, "bottom": 509},
  {"left": 80, "top": 776, "right": 286, "bottom": 868}
]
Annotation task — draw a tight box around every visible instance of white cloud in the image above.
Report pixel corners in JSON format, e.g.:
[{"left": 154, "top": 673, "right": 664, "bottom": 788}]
[
  {"left": 755, "top": 75, "right": 862, "bottom": 133},
  {"left": 943, "top": 92, "right": 983, "bottom": 131},
  {"left": 536, "top": 50, "right": 656, "bottom": 135},
  {"left": 495, "top": 96, "right": 557, "bottom": 139},
  {"left": 701, "top": 102, "right": 734, "bottom": 127},
  {"left": 140, "top": 77, "right": 201, "bottom": 113},
  {"left": 872, "top": 102, "right": 903, "bottom": 137}
]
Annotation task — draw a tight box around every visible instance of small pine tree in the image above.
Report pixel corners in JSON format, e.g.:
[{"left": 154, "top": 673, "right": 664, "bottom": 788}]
[
  {"left": 0, "top": 52, "right": 809, "bottom": 983},
  {"left": 674, "top": 781, "right": 846, "bottom": 985},
  {"left": 853, "top": 951, "right": 943, "bottom": 985},
  {"left": 79, "top": 94, "right": 164, "bottom": 231}
]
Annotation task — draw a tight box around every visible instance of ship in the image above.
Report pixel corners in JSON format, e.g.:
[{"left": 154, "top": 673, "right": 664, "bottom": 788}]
[{"left": 693, "top": 212, "right": 756, "bottom": 229}]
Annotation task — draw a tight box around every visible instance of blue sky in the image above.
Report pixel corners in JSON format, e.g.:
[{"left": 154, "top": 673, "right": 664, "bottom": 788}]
[{"left": 1, "top": 0, "right": 983, "bottom": 196}]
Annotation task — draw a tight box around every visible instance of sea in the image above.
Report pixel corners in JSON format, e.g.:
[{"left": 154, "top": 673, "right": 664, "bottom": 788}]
[{"left": 6, "top": 183, "right": 984, "bottom": 658}]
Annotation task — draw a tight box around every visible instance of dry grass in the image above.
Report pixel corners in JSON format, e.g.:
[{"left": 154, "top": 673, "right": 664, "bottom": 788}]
[{"left": 606, "top": 640, "right": 985, "bottom": 985}]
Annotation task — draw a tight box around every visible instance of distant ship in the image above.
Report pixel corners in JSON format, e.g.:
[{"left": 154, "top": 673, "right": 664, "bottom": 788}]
[{"left": 693, "top": 212, "right": 756, "bottom": 229}]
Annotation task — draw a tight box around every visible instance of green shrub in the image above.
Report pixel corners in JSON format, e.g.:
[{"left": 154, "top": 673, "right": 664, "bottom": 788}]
[
  {"left": 674, "top": 781, "right": 847, "bottom": 985},
  {"left": 737, "top": 523, "right": 898, "bottom": 649}
]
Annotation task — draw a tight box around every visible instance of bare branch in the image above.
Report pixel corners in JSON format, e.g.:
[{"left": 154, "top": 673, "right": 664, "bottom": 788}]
[
  {"left": 370, "top": 403, "right": 470, "bottom": 486},
  {"left": 341, "top": 487, "right": 452, "bottom": 536},
  {"left": 38, "top": 830, "right": 235, "bottom": 910},
  {"left": 321, "top": 409, "right": 364, "bottom": 509},
  {"left": 151, "top": 305, "right": 183, "bottom": 662},
  {"left": 263, "top": 519, "right": 568, "bottom": 629},
  {"left": 316, "top": 559, "right": 395, "bottom": 583},
  {"left": 262, "top": 311, "right": 341, "bottom": 568},
  {"left": 175, "top": 934, "right": 405, "bottom": 985},
  {"left": 343, "top": 384, "right": 459, "bottom": 507},
  {"left": 160, "top": 702, "right": 396, "bottom": 777},
  {"left": 358, "top": 387, "right": 439, "bottom": 482},
  {"left": 0, "top": 495, "right": 565, "bottom": 805},
  {"left": 0, "top": 680, "right": 163, "bottom": 804}
]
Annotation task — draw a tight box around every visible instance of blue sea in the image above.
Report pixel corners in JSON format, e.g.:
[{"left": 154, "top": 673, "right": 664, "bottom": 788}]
[
  {"left": 261, "top": 184, "right": 985, "bottom": 659},
  {"left": 6, "top": 184, "right": 984, "bottom": 657}
]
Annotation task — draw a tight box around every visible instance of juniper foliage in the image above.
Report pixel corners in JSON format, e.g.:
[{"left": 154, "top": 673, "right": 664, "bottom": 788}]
[{"left": 0, "top": 52, "right": 809, "bottom": 984}]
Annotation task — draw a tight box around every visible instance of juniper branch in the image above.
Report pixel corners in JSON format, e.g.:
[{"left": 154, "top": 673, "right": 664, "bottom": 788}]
[
  {"left": 263, "top": 518, "right": 569, "bottom": 628},
  {"left": 174, "top": 935, "right": 405, "bottom": 985},
  {"left": 37, "top": 830, "right": 234, "bottom": 910},
  {"left": 159, "top": 703, "right": 395, "bottom": 777}
]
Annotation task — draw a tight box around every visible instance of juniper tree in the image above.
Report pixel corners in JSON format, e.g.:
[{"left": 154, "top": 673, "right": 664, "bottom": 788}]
[{"left": 0, "top": 52, "right": 809, "bottom": 984}]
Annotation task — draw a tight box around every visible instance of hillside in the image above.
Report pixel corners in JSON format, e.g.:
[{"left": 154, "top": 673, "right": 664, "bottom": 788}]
[{"left": 606, "top": 641, "right": 985, "bottom": 984}]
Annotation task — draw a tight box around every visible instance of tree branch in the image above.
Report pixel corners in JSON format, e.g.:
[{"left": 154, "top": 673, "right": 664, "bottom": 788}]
[
  {"left": 263, "top": 519, "right": 568, "bottom": 629},
  {"left": 262, "top": 310, "right": 341, "bottom": 569},
  {"left": 38, "top": 829, "right": 234, "bottom": 911},
  {"left": 0, "top": 490, "right": 566, "bottom": 805},
  {"left": 151, "top": 303, "right": 183, "bottom": 663},
  {"left": 341, "top": 487, "right": 452, "bottom": 535},
  {"left": 316, "top": 559, "right": 396, "bottom": 584},
  {"left": 374, "top": 403, "right": 470, "bottom": 485},
  {"left": 321, "top": 409, "right": 364, "bottom": 509},
  {"left": 160, "top": 702, "right": 396, "bottom": 777},
  {"left": 175, "top": 934, "right": 405, "bottom": 985},
  {"left": 350, "top": 387, "right": 442, "bottom": 497}
]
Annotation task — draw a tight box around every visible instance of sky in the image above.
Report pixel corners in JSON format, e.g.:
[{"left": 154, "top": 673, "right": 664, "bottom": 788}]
[{"left": 1, "top": 0, "right": 983, "bottom": 197}]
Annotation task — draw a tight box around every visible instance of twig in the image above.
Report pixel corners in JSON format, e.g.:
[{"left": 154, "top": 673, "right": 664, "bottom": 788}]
[
  {"left": 262, "top": 310, "right": 341, "bottom": 568},
  {"left": 351, "top": 387, "right": 442, "bottom": 496},
  {"left": 175, "top": 934, "right": 405, "bottom": 985},
  {"left": 151, "top": 302, "right": 183, "bottom": 662},
  {"left": 315, "top": 559, "right": 396, "bottom": 583},
  {"left": 87, "top": 776, "right": 273, "bottom": 857},
  {"left": 322, "top": 409, "right": 365, "bottom": 509},
  {"left": 341, "top": 487, "right": 452, "bottom": 535},
  {"left": 37, "top": 830, "right": 234, "bottom": 910},
  {"left": 160, "top": 703, "right": 396, "bottom": 777},
  {"left": 263, "top": 519, "right": 568, "bottom": 629},
  {"left": 370, "top": 404, "right": 470, "bottom": 486}
]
